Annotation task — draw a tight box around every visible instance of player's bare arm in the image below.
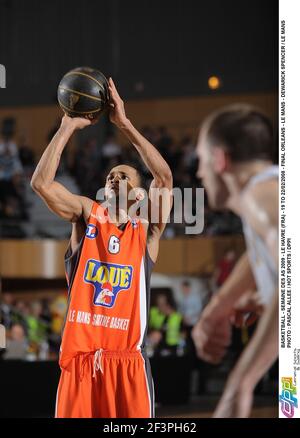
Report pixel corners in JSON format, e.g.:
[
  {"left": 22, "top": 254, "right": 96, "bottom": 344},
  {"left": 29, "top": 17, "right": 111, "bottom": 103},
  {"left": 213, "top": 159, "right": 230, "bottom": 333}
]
[
  {"left": 30, "top": 116, "right": 94, "bottom": 223},
  {"left": 108, "top": 78, "right": 173, "bottom": 262}
]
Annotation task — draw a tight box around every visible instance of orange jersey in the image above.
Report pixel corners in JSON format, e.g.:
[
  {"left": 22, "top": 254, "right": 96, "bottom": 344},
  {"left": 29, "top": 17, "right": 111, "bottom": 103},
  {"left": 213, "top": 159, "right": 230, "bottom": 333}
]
[{"left": 59, "top": 201, "right": 153, "bottom": 369}]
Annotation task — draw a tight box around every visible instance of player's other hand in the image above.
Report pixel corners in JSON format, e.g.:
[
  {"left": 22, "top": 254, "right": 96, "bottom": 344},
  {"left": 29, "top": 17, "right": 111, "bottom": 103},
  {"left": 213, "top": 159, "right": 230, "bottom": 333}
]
[
  {"left": 192, "top": 298, "right": 232, "bottom": 364},
  {"left": 108, "top": 78, "right": 130, "bottom": 129},
  {"left": 231, "top": 290, "right": 264, "bottom": 328},
  {"left": 60, "top": 114, "right": 92, "bottom": 131}
]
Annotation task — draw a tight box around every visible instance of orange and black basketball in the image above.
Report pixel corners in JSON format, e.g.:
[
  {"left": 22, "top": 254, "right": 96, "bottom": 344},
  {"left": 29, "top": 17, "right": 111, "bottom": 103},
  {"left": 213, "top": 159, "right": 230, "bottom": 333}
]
[{"left": 57, "top": 67, "right": 109, "bottom": 120}]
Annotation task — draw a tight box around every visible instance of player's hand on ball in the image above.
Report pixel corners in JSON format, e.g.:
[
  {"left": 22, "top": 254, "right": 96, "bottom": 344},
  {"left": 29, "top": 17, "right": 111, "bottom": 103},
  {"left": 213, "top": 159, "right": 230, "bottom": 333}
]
[
  {"left": 108, "top": 78, "right": 129, "bottom": 128},
  {"left": 60, "top": 114, "right": 92, "bottom": 131},
  {"left": 192, "top": 298, "right": 232, "bottom": 364}
]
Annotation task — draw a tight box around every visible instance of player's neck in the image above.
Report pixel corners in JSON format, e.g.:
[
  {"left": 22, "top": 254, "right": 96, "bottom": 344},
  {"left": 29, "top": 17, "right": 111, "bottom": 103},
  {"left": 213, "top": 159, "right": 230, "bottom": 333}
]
[
  {"left": 106, "top": 197, "right": 138, "bottom": 226},
  {"left": 108, "top": 208, "right": 130, "bottom": 226},
  {"left": 233, "top": 160, "right": 273, "bottom": 188}
]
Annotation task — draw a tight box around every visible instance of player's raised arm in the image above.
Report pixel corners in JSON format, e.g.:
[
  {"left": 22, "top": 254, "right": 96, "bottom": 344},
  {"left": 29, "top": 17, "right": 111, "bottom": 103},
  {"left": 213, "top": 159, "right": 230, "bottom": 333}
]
[
  {"left": 30, "top": 115, "right": 93, "bottom": 222},
  {"left": 108, "top": 78, "right": 172, "bottom": 191},
  {"left": 108, "top": 78, "right": 173, "bottom": 258}
]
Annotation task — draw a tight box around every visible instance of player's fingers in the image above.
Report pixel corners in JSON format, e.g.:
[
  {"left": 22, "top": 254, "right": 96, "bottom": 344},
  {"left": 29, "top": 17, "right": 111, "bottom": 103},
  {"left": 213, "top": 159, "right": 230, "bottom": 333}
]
[
  {"left": 212, "top": 326, "right": 232, "bottom": 344},
  {"left": 108, "top": 88, "right": 124, "bottom": 111},
  {"left": 90, "top": 117, "right": 99, "bottom": 125},
  {"left": 199, "top": 318, "right": 222, "bottom": 337},
  {"left": 197, "top": 347, "right": 226, "bottom": 364},
  {"left": 202, "top": 343, "right": 228, "bottom": 358},
  {"left": 109, "top": 77, "right": 122, "bottom": 99},
  {"left": 245, "top": 312, "right": 259, "bottom": 327},
  {"left": 207, "top": 335, "right": 230, "bottom": 351},
  {"left": 232, "top": 311, "right": 244, "bottom": 328},
  {"left": 193, "top": 322, "right": 231, "bottom": 347},
  {"left": 193, "top": 330, "right": 231, "bottom": 353},
  {"left": 108, "top": 86, "right": 118, "bottom": 104},
  {"left": 108, "top": 81, "right": 119, "bottom": 101},
  {"left": 193, "top": 329, "right": 230, "bottom": 362}
]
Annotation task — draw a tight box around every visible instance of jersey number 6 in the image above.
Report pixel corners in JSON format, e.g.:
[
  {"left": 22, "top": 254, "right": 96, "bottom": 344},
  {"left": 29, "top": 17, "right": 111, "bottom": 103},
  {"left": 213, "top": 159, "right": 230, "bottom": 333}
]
[{"left": 108, "top": 235, "right": 120, "bottom": 254}]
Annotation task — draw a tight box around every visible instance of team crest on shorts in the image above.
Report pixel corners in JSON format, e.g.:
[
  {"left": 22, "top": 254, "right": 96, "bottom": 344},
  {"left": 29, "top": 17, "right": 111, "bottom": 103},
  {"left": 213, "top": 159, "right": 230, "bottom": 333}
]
[{"left": 84, "top": 259, "right": 133, "bottom": 308}]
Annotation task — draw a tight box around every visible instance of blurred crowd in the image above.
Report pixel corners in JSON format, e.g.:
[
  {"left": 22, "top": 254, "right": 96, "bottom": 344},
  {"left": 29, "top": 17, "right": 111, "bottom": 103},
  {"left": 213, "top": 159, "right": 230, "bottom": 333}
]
[
  {"left": 147, "top": 281, "right": 209, "bottom": 359},
  {"left": 0, "top": 116, "right": 242, "bottom": 238},
  {"left": 0, "top": 118, "right": 34, "bottom": 236},
  {"left": 0, "top": 292, "right": 68, "bottom": 361}
]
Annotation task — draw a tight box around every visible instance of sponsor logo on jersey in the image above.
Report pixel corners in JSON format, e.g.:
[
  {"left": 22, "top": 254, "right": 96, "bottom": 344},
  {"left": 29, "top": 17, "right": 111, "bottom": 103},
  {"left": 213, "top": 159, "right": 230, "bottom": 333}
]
[{"left": 84, "top": 259, "right": 133, "bottom": 308}]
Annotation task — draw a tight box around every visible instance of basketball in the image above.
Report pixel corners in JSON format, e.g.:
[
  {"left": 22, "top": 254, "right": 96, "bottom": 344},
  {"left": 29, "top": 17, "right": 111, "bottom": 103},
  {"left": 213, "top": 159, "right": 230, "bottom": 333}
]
[{"left": 57, "top": 67, "right": 109, "bottom": 120}]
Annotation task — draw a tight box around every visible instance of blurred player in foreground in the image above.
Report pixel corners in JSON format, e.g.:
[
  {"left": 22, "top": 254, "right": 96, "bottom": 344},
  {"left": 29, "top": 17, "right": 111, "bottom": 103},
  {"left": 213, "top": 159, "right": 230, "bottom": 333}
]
[
  {"left": 192, "top": 104, "right": 278, "bottom": 417},
  {"left": 31, "top": 78, "right": 172, "bottom": 418}
]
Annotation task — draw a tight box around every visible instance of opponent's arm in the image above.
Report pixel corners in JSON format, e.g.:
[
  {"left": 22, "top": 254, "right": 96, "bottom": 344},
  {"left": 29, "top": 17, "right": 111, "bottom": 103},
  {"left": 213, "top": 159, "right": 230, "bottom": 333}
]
[
  {"left": 31, "top": 116, "right": 93, "bottom": 222},
  {"left": 213, "top": 181, "right": 279, "bottom": 417},
  {"left": 213, "top": 291, "right": 278, "bottom": 418},
  {"left": 213, "top": 252, "right": 256, "bottom": 312},
  {"left": 192, "top": 252, "right": 256, "bottom": 363}
]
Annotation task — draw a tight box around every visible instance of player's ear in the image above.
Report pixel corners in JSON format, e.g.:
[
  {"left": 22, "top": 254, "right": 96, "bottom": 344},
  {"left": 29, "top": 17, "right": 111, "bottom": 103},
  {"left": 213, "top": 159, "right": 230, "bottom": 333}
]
[
  {"left": 134, "top": 187, "right": 145, "bottom": 202},
  {"left": 213, "top": 147, "right": 231, "bottom": 173}
]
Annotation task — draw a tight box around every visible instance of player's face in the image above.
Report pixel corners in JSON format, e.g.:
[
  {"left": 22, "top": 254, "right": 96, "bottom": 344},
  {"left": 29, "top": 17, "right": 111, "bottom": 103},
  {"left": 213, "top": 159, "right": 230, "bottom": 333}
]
[
  {"left": 105, "top": 165, "right": 140, "bottom": 200},
  {"left": 196, "top": 129, "right": 229, "bottom": 209}
]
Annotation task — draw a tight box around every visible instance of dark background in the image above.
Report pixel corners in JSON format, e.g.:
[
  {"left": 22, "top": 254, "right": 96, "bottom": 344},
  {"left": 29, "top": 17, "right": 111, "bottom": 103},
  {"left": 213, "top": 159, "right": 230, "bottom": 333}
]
[{"left": 0, "top": 0, "right": 278, "bottom": 106}]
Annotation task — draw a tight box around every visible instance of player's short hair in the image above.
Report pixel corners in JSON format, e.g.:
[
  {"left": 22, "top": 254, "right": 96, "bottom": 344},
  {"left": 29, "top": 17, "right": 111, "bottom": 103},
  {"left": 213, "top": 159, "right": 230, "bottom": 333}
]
[{"left": 203, "top": 104, "right": 275, "bottom": 162}]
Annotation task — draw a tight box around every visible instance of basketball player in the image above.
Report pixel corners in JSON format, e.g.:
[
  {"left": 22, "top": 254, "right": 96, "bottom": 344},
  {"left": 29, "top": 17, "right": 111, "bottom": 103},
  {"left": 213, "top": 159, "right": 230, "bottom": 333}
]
[
  {"left": 31, "top": 78, "right": 173, "bottom": 418},
  {"left": 192, "top": 104, "right": 278, "bottom": 417}
]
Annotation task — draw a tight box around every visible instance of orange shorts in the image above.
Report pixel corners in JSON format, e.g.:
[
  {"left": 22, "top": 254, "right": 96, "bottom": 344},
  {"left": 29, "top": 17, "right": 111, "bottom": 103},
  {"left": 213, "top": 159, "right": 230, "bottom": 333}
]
[{"left": 55, "top": 349, "right": 155, "bottom": 418}]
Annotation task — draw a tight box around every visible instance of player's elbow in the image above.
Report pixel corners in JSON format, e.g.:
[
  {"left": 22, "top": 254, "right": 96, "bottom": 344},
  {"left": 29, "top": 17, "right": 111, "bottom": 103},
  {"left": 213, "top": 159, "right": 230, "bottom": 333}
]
[
  {"left": 158, "top": 168, "right": 173, "bottom": 188},
  {"left": 30, "top": 176, "right": 48, "bottom": 195},
  {"left": 30, "top": 176, "right": 41, "bottom": 192}
]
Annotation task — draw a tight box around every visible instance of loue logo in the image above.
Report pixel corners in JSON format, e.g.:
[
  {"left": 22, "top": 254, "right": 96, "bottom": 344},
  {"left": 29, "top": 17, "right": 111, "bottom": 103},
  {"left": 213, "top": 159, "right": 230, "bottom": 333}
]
[
  {"left": 0, "top": 64, "right": 6, "bottom": 88},
  {"left": 84, "top": 259, "right": 133, "bottom": 308},
  {"left": 279, "top": 377, "right": 298, "bottom": 418}
]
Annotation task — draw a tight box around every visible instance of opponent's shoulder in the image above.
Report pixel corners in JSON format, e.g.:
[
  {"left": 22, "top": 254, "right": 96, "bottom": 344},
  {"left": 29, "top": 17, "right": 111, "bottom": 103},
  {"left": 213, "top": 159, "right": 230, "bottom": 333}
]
[
  {"left": 244, "top": 178, "right": 278, "bottom": 209},
  {"left": 241, "top": 179, "right": 278, "bottom": 235}
]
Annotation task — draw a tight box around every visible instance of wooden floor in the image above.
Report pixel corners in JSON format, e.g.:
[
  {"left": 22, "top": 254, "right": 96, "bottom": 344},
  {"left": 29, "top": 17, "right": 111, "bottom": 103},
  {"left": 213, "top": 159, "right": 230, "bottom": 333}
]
[
  {"left": 163, "top": 406, "right": 277, "bottom": 418},
  {"left": 156, "top": 396, "right": 277, "bottom": 418}
]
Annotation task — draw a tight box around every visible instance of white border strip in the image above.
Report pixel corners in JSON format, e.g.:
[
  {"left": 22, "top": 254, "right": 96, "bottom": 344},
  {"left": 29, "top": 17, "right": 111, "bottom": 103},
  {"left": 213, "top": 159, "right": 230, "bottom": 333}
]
[{"left": 279, "top": 0, "right": 300, "bottom": 419}]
